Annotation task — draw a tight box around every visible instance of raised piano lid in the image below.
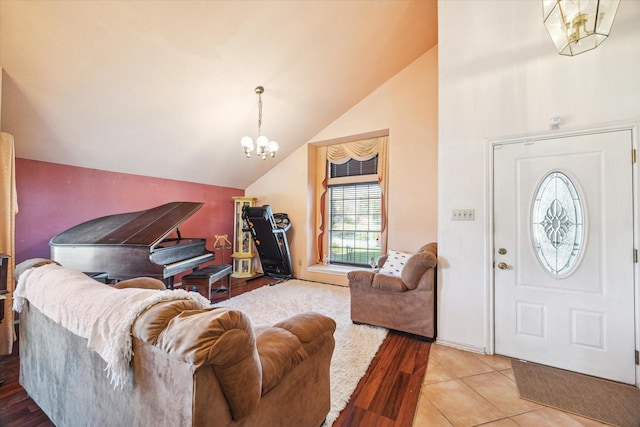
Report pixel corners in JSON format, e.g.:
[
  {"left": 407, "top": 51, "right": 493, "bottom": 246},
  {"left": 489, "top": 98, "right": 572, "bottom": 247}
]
[{"left": 50, "top": 201, "right": 205, "bottom": 249}]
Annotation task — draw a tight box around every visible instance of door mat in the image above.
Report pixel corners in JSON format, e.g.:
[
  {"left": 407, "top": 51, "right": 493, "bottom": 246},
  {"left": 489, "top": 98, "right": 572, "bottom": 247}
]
[{"left": 511, "top": 359, "right": 640, "bottom": 427}]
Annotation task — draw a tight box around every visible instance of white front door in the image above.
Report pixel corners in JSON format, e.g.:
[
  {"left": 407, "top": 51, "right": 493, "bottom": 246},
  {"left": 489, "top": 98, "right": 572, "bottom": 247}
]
[{"left": 494, "top": 129, "right": 636, "bottom": 384}]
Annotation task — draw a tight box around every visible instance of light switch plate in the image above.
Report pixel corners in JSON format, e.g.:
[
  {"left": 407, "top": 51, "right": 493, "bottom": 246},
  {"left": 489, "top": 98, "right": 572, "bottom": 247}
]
[{"left": 452, "top": 209, "right": 475, "bottom": 221}]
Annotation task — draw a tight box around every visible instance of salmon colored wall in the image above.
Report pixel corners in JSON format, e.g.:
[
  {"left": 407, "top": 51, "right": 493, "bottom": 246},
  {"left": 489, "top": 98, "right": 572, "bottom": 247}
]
[
  {"left": 246, "top": 47, "right": 438, "bottom": 285},
  {"left": 15, "top": 158, "right": 242, "bottom": 269}
]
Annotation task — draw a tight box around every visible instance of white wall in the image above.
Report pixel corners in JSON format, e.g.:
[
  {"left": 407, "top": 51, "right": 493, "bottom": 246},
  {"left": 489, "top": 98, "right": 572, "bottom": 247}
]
[
  {"left": 438, "top": 1, "right": 640, "bottom": 351},
  {"left": 247, "top": 46, "right": 438, "bottom": 285}
]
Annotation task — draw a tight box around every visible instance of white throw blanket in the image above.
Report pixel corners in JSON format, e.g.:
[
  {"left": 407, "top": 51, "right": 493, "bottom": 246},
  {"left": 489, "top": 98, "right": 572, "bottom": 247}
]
[{"left": 13, "top": 264, "right": 210, "bottom": 388}]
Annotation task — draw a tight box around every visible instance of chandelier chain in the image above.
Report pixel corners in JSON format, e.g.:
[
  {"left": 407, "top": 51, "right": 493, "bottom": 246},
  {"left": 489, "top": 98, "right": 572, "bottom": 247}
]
[{"left": 257, "top": 93, "right": 263, "bottom": 136}]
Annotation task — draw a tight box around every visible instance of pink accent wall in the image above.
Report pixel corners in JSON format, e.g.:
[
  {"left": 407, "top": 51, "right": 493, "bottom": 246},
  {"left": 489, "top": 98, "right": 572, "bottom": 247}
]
[{"left": 15, "top": 159, "right": 243, "bottom": 270}]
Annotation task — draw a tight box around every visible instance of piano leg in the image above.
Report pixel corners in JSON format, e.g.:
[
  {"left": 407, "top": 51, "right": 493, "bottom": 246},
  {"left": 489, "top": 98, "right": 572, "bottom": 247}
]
[{"left": 164, "top": 276, "right": 175, "bottom": 289}]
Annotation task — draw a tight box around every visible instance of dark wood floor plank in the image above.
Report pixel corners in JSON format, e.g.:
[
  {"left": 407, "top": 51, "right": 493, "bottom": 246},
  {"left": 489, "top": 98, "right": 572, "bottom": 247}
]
[
  {"left": 368, "top": 344, "right": 410, "bottom": 415},
  {"left": 398, "top": 338, "right": 420, "bottom": 373},
  {"left": 333, "top": 404, "right": 368, "bottom": 427},
  {"left": 359, "top": 410, "right": 396, "bottom": 427},
  {"left": 340, "top": 331, "right": 431, "bottom": 426},
  {"left": 381, "top": 371, "right": 411, "bottom": 420},
  {"left": 353, "top": 331, "right": 404, "bottom": 409},
  {"left": 393, "top": 340, "right": 430, "bottom": 426}
]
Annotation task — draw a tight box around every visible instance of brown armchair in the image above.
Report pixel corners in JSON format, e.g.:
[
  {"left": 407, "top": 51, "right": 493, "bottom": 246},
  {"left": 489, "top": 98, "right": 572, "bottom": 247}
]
[{"left": 347, "top": 243, "right": 437, "bottom": 340}]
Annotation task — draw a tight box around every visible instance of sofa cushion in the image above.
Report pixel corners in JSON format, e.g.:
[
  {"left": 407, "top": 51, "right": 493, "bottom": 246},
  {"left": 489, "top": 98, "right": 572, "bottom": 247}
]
[
  {"left": 348, "top": 269, "right": 407, "bottom": 292},
  {"left": 372, "top": 273, "right": 408, "bottom": 292}
]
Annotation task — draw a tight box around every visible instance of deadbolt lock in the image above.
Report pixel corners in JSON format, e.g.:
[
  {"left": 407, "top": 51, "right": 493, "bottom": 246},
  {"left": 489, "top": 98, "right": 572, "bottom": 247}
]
[{"left": 498, "top": 248, "right": 507, "bottom": 255}]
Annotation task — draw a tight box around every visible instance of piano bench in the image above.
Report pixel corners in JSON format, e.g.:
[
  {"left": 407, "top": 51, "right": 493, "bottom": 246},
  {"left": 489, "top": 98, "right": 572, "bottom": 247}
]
[{"left": 182, "top": 264, "right": 233, "bottom": 301}]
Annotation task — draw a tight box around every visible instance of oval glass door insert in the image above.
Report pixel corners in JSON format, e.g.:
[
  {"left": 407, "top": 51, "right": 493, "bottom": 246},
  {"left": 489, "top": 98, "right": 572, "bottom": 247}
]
[{"left": 531, "top": 171, "right": 584, "bottom": 276}]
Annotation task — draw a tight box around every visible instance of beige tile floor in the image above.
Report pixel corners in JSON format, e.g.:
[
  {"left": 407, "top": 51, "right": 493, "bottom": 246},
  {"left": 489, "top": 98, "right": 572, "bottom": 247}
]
[{"left": 413, "top": 344, "right": 612, "bottom": 427}]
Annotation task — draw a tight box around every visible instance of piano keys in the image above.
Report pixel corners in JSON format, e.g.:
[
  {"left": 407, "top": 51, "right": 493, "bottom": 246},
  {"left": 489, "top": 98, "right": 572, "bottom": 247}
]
[{"left": 49, "top": 202, "right": 214, "bottom": 286}]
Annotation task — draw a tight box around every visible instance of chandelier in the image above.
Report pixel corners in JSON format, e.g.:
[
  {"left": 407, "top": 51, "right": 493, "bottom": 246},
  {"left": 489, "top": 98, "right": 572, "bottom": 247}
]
[
  {"left": 240, "top": 86, "right": 278, "bottom": 159},
  {"left": 543, "top": 0, "right": 620, "bottom": 56}
]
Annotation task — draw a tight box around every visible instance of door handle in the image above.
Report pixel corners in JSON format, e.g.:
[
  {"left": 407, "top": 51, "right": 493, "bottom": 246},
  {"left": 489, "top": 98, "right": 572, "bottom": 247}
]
[{"left": 497, "top": 262, "right": 508, "bottom": 270}]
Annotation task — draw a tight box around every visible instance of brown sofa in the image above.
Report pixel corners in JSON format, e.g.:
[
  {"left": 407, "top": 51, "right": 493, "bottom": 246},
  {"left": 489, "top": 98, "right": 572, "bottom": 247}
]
[
  {"left": 16, "top": 262, "right": 336, "bottom": 427},
  {"left": 347, "top": 242, "right": 437, "bottom": 340}
]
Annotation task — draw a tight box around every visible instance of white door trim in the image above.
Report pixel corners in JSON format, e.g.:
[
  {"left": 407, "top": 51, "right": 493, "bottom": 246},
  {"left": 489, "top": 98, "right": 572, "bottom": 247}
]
[{"left": 485, "top": 120, "right": 640, "bottom": 386}]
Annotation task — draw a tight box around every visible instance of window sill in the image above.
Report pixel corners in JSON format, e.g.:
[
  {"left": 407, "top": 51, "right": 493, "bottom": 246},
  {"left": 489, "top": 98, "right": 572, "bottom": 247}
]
[{"left": 306, "top": 263, "right": 372, "bottom": 276}]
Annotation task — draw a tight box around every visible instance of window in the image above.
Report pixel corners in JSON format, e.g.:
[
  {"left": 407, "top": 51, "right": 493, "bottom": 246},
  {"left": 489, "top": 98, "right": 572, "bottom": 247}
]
[
  {"left": 531, "top": 171, "right": 584, "bottom": 276},
  {"left": 314, "top": 135, "right": 388, "bottom": 267},
  {"left": 328, "top": 157, "right": 382, "bottom": 266}
]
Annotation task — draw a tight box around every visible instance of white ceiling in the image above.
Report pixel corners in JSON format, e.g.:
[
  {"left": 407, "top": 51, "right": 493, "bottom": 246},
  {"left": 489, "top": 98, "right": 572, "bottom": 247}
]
[{"left": 0, "top": 0, "right": 437, "bottom": 189}]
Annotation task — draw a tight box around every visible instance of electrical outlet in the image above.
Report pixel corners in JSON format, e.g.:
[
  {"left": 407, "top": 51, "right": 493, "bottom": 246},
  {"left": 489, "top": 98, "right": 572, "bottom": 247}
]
[{"left": 451, "top": 209, "right": 475, "bottom": 221}]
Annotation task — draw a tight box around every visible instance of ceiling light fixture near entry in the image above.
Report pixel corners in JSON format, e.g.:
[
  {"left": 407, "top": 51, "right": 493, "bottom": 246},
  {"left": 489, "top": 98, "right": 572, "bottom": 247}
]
[{"left": 543, "top": 0, "right": 620, "bottom": 56}]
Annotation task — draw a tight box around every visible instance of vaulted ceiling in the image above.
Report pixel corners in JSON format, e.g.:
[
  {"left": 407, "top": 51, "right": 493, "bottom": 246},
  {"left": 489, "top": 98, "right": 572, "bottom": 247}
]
[{"left": 0, "top": 0, "right": 437, "bottom": 188}]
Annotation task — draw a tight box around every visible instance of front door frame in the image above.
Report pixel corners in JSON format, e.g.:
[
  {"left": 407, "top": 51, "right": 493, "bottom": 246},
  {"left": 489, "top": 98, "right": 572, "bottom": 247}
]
[{"left": 486, "top": 120, "right": 640, "bottom": 386}]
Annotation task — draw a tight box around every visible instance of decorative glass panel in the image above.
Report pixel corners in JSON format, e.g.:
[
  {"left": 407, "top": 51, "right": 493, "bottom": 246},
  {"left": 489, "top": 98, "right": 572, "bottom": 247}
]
[{"left": 532, "top": 171, "right": 584, "bottom": 276}]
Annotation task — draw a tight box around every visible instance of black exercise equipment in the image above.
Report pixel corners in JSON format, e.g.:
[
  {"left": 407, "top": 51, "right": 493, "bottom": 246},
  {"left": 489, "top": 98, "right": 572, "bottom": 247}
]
[{"left": 242, "top": 205, "right": 293, "bottom": 279}]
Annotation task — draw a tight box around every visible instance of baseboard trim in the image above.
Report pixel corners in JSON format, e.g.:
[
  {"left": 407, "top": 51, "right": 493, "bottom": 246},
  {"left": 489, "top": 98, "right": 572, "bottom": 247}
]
[{"left": 434, "top": 339, "right": 486, "bottom": 355}]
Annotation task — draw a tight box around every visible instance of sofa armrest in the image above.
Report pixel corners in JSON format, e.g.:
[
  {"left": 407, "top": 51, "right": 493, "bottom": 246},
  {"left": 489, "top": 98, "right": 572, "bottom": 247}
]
[
  {"left": 254, "top": 313, "right": 336, "bottom": 394},
  {"left": 135, "top": 305, "right": 262, "bottom": 420},
  {"left": 347, "top": 270, "right": 375, "bottom": 287},
  {"left": 114, "top": 277, "right": 166, "bottom": 290},
  {"left": 377, "top": 254, "right": 389, "bottom": 268},
  {"left": 401, "top": 249, "right": 437, "bottom": 290},
  {"left": 274, "top": 312, "right": 336, "bottom": 356},
  {"left": 274, "top": 312, "right": 336, "bottom": 343}
]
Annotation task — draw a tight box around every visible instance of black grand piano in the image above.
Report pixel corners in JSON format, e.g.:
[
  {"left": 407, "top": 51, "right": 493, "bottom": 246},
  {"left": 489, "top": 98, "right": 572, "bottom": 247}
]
[{"left": 50, "top": 202, "right": 214, "bottom": 286}]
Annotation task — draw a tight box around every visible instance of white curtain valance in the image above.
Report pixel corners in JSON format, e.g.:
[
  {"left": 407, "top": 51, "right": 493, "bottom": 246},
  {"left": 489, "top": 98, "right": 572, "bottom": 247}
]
[{"left": 326, "top": 137, "right": 384, "bottom": 164}]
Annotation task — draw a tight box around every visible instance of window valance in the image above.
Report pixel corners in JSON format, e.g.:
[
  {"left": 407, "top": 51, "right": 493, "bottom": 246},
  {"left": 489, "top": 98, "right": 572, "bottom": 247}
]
[{"left": 326, "top": 137, "right": 383, "bottom": 164}]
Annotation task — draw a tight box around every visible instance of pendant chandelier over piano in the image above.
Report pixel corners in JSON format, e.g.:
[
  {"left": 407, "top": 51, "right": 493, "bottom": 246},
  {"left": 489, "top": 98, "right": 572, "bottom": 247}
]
[{"left": 241, "top": 86, "right": 278, "bottom": 160}]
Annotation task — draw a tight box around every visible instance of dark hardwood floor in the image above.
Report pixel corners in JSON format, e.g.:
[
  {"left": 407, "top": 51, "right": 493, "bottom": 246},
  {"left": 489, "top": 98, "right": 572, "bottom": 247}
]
[{"left": 0, "top": 276, "right": 430, "bottom": 426}]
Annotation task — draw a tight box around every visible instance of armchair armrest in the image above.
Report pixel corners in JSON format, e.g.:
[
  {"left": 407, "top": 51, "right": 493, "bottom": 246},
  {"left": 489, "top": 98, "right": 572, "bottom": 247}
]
[{"left": 401, "top": 249, "right": 437, "bottom": 290}]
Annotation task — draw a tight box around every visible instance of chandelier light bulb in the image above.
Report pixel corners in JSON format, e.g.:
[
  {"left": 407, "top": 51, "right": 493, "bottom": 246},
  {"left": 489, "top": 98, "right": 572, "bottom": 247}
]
[
  {"left": 241, "top": 136, "right": 253, "bottom": 149},
  {"left": 241, "top": 136, "right": 254, "bottom": 157},
  {"left": 269, "top": 141, "right": 278, "bottom": 157},
  {"left": 257, "top": 135, "right": 269, "bottom": 150}
]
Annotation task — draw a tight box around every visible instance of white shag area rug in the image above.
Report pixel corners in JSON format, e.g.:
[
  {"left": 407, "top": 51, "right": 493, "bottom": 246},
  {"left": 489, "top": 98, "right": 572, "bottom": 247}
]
[{"left": 212, "top": 279, "right": 388, "bottom": 426}]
